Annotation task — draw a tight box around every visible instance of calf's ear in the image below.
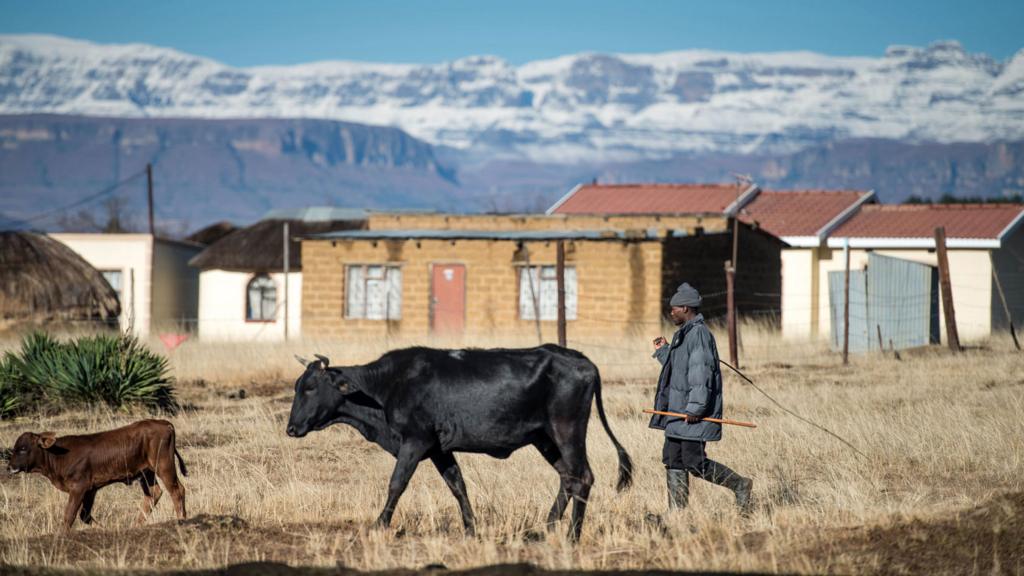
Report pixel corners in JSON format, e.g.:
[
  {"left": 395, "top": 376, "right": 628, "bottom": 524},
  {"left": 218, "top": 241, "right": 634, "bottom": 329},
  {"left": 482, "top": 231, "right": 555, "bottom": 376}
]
[{"left": 38, "top": 432, "right": 56, "bottom": 449}]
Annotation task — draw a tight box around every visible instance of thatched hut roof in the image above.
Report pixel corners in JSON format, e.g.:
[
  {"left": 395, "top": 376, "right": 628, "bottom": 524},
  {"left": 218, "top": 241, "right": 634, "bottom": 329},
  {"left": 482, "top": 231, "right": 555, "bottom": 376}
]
[
  {"left": 190, "top": 217, "right": 366, "bottom": 272},
  {"left": 0, "top": 231, "right": 120, "bottom": 323},
  {"left": 186, "top": 221, "right": 237, "bottom": 246}
]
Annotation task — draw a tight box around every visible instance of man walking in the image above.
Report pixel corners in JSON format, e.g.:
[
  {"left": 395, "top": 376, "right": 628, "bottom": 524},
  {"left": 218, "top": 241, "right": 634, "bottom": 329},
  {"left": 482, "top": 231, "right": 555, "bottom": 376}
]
[{"left": 650, "top": 282, "right": 754, "bottom": 515}]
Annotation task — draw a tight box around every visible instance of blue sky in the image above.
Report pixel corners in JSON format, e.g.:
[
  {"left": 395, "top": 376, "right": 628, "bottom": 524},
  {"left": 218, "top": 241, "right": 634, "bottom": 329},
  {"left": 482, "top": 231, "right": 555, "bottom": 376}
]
[{"left": 1, "top": 0, "right": 1021, "bottom": 65}]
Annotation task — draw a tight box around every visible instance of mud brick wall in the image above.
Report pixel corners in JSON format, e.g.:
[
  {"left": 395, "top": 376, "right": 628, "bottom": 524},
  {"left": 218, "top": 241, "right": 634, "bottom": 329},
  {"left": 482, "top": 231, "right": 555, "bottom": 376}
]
[{"left": 301, "top": 237, "right": 664, "bottom": 341}]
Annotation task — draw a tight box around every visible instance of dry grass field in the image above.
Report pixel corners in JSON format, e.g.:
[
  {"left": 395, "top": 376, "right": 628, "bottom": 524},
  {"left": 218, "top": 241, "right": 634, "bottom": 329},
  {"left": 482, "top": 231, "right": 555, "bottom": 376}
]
[{"left": 1, "top": 325, "right": 1022, "bottom": 575}]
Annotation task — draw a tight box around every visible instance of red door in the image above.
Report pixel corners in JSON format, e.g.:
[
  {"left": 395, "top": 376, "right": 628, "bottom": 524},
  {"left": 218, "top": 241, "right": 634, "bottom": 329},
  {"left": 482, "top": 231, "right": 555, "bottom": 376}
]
[{"left": 431, "top": 264, "right": 465, "bottom": 334}]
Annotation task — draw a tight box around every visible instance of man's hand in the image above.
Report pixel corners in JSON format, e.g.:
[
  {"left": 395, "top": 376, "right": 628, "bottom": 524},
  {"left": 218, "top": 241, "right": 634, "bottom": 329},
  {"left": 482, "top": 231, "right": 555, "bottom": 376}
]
[
  {"left": 653, "top": 336, "right": 668, "bottom": 349},
  {"left": 683, "top": 413, "right": 701, "bottom": 424}
]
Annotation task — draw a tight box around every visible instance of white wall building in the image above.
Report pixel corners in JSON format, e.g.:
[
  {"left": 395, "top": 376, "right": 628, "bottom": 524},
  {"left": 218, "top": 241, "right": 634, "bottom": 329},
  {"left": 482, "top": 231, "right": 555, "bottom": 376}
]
[
  {"left": 189, "top": 208, "right": 366, "bottom": 341},
  {"left": 50, "top": 233, "right": 202, "bottom": 335}
]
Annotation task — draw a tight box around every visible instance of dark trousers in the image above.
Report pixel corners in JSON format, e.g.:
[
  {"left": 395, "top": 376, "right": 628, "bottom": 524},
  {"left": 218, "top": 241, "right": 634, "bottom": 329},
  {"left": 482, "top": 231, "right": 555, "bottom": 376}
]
[{"left": 662, "top": 437, "right": 741, "bottom": 484}]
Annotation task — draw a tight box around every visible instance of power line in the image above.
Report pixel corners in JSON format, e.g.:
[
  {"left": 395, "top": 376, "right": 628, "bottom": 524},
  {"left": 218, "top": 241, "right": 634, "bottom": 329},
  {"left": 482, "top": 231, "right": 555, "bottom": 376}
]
[{"left": 20, "top": 169, "right": 148, "bottom": 225}]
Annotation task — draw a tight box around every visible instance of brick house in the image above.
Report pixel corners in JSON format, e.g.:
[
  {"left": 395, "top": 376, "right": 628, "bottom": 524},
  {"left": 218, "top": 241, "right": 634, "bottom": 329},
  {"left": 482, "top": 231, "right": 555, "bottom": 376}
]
[{"left": 299, "top": 213, "right": 783, "bottom": 341}]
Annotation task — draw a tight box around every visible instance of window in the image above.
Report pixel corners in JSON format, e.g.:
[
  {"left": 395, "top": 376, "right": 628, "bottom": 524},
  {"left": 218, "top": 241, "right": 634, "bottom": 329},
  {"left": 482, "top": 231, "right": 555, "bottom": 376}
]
[
  {"left": 101, "top": 270, "right": 123, "bottom": 302},
  {"left": 346, "top": 265, "right": 402, "bottom": 320},
  {"left": 518, "top": 266, "right": 577, "bottom": 321},
  {"left": 246, "top": 274, "right": 277, "bottom": 321}
]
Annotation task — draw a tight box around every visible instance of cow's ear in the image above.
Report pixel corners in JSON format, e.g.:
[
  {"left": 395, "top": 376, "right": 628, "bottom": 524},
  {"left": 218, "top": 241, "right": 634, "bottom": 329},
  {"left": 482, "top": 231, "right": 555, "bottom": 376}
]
[
  {"left": 38, "top": 432, "right": 56, "bottom": 449},
  {"left": 338, "top": 380, "right": 354, "bottom": 394}
]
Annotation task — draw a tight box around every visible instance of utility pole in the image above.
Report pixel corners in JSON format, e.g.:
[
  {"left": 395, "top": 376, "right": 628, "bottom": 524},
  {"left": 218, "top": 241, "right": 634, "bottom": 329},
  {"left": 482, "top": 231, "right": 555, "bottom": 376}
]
[
  {"left": 842, "top": 239, "right": 851, "bottom": 365},
  {"left": 728, "top": 179, "right": 741, "bottom": 366},
  {"left": 934, "top": 227, "right": 960, "bottom": 352},
  {"left": 283, "top": 222, "right": 290, "bottom": 342},
  {"left": 146, "top": 163, "right": 155, "bottom": 236},
  {"left": 725, "top": 260, "right": 738, "bottom": 368},
  {"left": 556, "top": 240, "right": 566, "bottom": 347}
]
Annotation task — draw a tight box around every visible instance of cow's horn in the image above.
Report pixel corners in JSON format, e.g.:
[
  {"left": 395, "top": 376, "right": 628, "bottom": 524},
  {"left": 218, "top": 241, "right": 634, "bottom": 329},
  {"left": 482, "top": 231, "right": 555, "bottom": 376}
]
[
  {"left": 314, "top": 354, "right": 330, "bottom": 368},
  {"left": 294, "top": 354, "right": 311, "bottom": 367}
]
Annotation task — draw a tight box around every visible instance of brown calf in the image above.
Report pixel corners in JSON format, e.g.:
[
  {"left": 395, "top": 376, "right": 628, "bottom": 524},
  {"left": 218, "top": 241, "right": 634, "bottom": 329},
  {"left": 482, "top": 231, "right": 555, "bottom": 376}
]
[{"left": 6, "top": 419, "right": 187, "bottom": 531}]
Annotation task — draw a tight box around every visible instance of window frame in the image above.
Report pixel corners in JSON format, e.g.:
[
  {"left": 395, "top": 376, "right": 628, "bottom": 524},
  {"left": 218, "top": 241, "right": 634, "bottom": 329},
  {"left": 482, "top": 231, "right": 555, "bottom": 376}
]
[
  {"left": 245, "top": 273, "right": 278, "bottom": 323},
  {"left": 344, "top": 264, "right": 403, "bottom": 320},
  {"left": 516, "top": 264, "right": 578, "bottom": 321}
]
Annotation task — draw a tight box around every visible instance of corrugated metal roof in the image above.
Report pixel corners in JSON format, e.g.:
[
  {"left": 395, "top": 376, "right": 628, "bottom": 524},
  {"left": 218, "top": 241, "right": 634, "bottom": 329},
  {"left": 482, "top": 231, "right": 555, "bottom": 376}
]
[
  {"left": 550, "top": 183, "right": 746, "bottom": 214},
  {"left": 262, "top": 207, "right": 368, "bottom": 222},
  {"left": 307, "top": 229, "right": 675, "bottom": 241},
  {"left": 548, "top": 182, "right": 872, "bottom": 239},
  {"left": 832, "top": 204, "right": 1024, "bottom": 240},
  {"left": 741, "top": 190, "right": 873, "bottom": 237}
]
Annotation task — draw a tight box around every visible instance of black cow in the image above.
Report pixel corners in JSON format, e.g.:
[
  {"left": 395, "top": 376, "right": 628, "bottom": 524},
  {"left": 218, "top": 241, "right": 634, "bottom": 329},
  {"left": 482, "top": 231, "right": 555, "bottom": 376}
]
[{"left": 286, "top": 344, "right": 632, "bottom": 541}]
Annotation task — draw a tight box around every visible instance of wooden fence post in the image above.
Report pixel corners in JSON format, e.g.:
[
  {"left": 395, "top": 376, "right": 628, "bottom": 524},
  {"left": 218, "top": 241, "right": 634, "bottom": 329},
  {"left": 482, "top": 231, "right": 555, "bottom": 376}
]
[
  {"left": 556, "top": 240, "right": 566, "bottom": 347},
  {"left": 934, "top": 227, "right": 961, "bottom": 352},
  {"left": 990, "top": 252, "right": 1021, "bottom": 351},
  {"left": 842, "top": 239, "right": 850, "bottom": 365},
  {"left": 146, "top": 163, "right": 155, "bottom": 236},
  {"left": 283, "top": 222, "right": 290, "bottom": 342}
]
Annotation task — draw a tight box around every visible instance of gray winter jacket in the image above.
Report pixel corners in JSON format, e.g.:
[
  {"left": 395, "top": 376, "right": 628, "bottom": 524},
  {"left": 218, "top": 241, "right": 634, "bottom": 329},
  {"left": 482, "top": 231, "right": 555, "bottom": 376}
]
[{"left": 648, "top": 314, "right": 724, "bottom": 442}]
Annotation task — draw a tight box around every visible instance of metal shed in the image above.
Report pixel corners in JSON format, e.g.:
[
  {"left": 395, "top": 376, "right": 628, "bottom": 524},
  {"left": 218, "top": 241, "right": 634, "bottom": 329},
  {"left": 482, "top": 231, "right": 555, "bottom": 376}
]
[{"left": 829, "top": 253, "right": 939, "bottom": 353}]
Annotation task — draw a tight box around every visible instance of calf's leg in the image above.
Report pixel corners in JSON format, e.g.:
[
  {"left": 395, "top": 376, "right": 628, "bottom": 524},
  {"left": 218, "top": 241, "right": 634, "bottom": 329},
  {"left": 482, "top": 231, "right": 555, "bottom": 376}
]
[
  {"left": 376, "top": 441, "right": 430, "bottom": 528},
  {"left": 430, "top": 451, "right": 476, "bottom": 536},
  {"left": 155, "top": 454, "right": 186, "bottom": 520},
  {"left": 136, "top": 470, "right": 163, "bottom": 525},
  {"left": 61, "top": 489, "right": 87, "bottom": 532},
  {"left": 79, "top": 489, "right": 98, "bottom": 525}
]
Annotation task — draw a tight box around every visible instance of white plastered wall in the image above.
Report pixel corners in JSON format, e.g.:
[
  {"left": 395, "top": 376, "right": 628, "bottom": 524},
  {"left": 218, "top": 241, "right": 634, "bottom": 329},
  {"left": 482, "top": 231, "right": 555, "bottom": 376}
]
[
  {"left": 50, "top": 233, "right": 153, "bottom": 335},
  {"left": 780, "top": 248, "right": 817, "bottom": 339},
  {"left": 816, "top": 248, "right": 993, "bottom": 343},
  {"left": 198, "top": 270, "right": 302, "bottom": 341}
]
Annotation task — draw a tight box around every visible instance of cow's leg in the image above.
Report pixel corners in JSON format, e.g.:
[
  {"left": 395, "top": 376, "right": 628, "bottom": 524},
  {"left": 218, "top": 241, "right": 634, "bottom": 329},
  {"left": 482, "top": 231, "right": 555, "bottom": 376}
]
[
  {"left": 61, "top": 488, "right": 87, "bottom": 532},
  {"left": 376, "top": 441, "right": 430, "bottom": 528},
  {"left": 549, "top": 421, "right": 594, "bottom": 542},
  {"left": 534, "top": 437, "right": 569, "bottom": 530},
  {"left": 430, "top": 451, "right": 476, "bottom": 536},
  {"left": 155, "top": 453, "right": 186, "bottom": 520},
  {"left": 136, "top": 470, "right": 162, "bottom": 525},
  {"left": 78, "top": 489, "right": 98, "bottom": 525}
]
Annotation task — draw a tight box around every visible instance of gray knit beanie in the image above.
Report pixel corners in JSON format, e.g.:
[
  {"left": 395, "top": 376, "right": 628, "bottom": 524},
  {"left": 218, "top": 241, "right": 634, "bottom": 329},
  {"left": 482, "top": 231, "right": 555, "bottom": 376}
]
[{"left": 670, "top": 282, "right": 702, "bottom": 308}]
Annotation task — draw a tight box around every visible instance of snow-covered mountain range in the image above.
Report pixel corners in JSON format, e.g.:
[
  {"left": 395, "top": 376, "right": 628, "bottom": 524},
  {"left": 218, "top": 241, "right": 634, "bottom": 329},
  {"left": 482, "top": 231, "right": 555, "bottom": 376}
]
[{"left": 2, "top": 34, "right": 1022, "bottom": 161}]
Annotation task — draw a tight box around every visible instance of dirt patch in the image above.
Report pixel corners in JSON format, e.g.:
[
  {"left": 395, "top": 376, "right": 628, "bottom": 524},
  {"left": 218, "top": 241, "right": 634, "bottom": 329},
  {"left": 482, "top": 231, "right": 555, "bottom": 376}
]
[
  {"left": 0, "top": 563, "right": 778, "bottom": 576},
  {"left": 802, "top": 491, "right": 1024, "bottom": 575}
]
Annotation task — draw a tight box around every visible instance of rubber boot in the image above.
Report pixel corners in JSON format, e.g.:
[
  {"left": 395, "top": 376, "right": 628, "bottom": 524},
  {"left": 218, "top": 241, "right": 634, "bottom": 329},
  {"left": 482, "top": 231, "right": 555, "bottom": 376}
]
[
  {"left": 666, "top": 468, "right": 689, "bottom": 511},
  {"left": 705, "top": 461, "right": 754, "bottom": 516}
]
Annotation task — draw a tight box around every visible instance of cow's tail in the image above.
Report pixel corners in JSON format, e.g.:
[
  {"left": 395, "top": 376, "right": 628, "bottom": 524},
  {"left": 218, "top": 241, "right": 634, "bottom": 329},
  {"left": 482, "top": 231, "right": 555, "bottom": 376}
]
[
  {"left": 594, "top": 370, "right": 633, "bottom": 491},
  {"left": 174, "top": 449, "right": 189, "bottom": 477}
]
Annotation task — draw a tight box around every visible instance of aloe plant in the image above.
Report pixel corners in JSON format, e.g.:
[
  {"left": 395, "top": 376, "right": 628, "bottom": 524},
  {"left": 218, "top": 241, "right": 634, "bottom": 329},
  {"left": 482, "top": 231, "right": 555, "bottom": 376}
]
[{"left": 0, "top": 331, "right": 176, "bottom": 417}]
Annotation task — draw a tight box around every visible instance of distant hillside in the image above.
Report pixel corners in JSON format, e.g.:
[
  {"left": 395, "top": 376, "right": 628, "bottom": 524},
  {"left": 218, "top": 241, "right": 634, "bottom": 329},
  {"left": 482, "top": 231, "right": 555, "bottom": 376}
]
[
  {"left": 2, "top": 114, "right": 1022, "bottom": 231},
  {"left": 0, "top": 114, "right": 459, "bottom": 229}
]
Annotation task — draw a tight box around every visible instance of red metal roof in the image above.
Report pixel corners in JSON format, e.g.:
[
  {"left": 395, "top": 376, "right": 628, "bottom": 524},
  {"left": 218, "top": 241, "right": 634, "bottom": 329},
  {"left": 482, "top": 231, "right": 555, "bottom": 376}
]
[
  {"left": 550, "top": 183, "right": 871, "bottom": 238},
  {"left": 551, "top": 183, "right": 746, "bottom": 214},
  {"left": 741, "top": 190, "right": 870, "bottom": 237},
  {"left": 832, "top": 204, "right": 1024, "bottom": 240}
]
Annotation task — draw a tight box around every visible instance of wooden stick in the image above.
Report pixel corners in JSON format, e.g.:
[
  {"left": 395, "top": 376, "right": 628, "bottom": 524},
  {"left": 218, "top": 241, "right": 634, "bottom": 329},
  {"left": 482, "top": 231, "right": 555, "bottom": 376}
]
[{"left": 643, "top": 409, "right": 757, "bottom": 428}]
